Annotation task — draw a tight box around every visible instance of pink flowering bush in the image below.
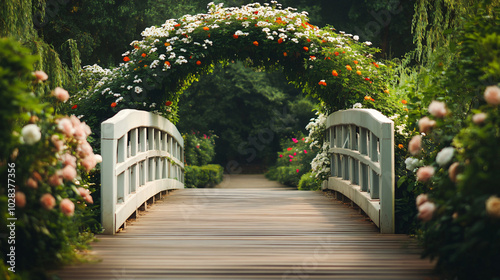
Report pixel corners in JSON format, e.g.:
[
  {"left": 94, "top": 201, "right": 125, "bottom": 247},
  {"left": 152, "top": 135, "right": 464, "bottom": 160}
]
[
  {"left": 0, "top": 39, "right": 98, "bottom": 278},
  {"left": 265, "top": 134, "right": 317, "bottom": 188}
]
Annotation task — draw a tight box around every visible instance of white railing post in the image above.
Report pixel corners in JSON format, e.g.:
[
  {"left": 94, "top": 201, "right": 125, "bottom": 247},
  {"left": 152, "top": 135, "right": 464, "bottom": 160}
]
[
  {"left": 101, "top": 109, "right": 185, "bottom": 234},
  {"left": 101, "top": 126, "right": 118, "bottom": 235},
  {"left": 324, "top": 109, "right": 394, "bottom": 233}
]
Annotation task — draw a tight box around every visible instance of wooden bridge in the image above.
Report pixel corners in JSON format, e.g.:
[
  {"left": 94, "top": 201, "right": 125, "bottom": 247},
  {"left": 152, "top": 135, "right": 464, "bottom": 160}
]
[
  {"left": 54, "top": 175, "right": 436, "bottom": 279},
  {"left": 53, "top": 109, "right": 437, "bottom": 279}
]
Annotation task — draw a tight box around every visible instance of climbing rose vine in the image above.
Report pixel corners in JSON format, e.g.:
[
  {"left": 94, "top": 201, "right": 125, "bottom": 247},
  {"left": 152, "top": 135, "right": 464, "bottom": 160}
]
[{"left": 74, "top": 1, "right": 393, "bottom": 128}]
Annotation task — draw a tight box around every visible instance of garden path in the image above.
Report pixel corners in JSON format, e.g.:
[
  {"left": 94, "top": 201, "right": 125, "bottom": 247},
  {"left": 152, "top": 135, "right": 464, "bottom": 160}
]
[{"left": 53, "top": 175, "right": 437, "bottom": 279}]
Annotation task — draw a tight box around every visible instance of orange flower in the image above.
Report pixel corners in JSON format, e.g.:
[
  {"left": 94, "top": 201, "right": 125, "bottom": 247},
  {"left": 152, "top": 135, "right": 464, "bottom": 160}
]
[
  {"left": 278, "top": 38, "right": 283, "bottom": 44},
  {"left": 398, "top": 144, "right": 404, "bottom": 149},
  {"left": 353, "top": 60, "right": 359, "bottom": 64},
  {"left": 203, "top": 27, "right": 209, "bottom": 31},
  {"left": 287, "top": 147, "right": 292, "bottom": 151},
  {"left": 283, "top": 52, "right": 288, "bottom": 57},
  {"left": 134, "top": 45, "right": 140, "bottom": 49},
  {"left": 111, "top": 102, "right": 117, "bottom": 108},
  {"left": 307, "top": 39, "right": 311, "bottom": 42},
  {"left": 253, "top": 41, "right": 259, "bottom": 46},
  {"left": 303, "top": 46, "right": 309, "bottom": 51},
  {"left": 141, "top": 53, "right": 146, "bottom": 57},
  {"left": 71, "top": 104, "right": 78, "bottom": 110},
  {"left": 384, "top": 89, "right": 390, "bottom": 94},
  {"left": 165, "top": 101, "right": 173, "bottom": 106},
  {"left": 233, "top": 34, "right": 239, "bottom": 39},
  {"left": 164, "top": 42, "right": 170, "bottom": 47},
  {"left": 373, "top": 62, "right": 380, "bottom": 68},
  {"left": 356, "top": 70, "right": 362, "bottom": 75},
  {"left": 196, "top": 60, "right": 201, "bottom": 65},
  {"left": 334, "top": 51, "right": 340, "bottom": 56},
  {"left": 123, "top": 56, "right": 130, "bottom": 62},
  {"left": 318, "top": 80, "right": 327, "bottom": 86},
  {"left": 165, "top": 61, "right": 170, "bottom": 66},
  {"left": 144, "top": 65, "right": 148, "bottom": 68},
  {"left": 309, "top": 56, "right": 316, "bottom": 60},
  {"left": 364, "top": 96, "right": 372, "bottom": 101},
  {"left": 174, "top": 24, "right": 181, "bottom": 28},
  {"left": 332, "top": 70, "right": 338, "bottom": 77},
  {"left": 402, "top": 100, "right": 408, "bottom": 105},
  {"left": 322, "top": 40, "right": 326, "bottom": 43},
  {"left": 346, "top": 65, "right": 352, "bottom": 71},
  {"left": 365, "top": 77, "right": 370, "bottom": 81}
]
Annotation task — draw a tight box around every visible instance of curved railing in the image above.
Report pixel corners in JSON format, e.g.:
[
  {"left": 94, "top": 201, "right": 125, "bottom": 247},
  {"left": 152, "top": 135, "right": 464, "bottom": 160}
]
[
  {"left": 101, "top": 109, "right": 184, "bottom": 234},
  {"left": 324, "top": 109, "right": 394, "bottom": 233}
]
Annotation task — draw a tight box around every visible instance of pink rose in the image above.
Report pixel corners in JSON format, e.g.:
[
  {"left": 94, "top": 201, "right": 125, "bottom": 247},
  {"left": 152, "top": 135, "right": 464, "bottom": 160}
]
[
  {"left": 416, "top": 193, "right": 428, "bottom": 207},
  {"left": 73, "top": 125, "right": 86, "bottom": 140},
  {"left": 416, "top": 166, "right": 435, "bottom": 182},
  {"left": 428, "top": 101, "right": 448, "bottom": 118},
  {"left": 70, "top": 115, "right": 81, "bottom": 128},
  {"left": 77, "top": 141, "right": 93, "bottom": 158},
  {"left": 61, "top": 153, "right": 77, "bottom": 168},
  {"left": 417, "top": 201, "right": 436, "bottom": 222},
  {"left": 77, "top": 187, "right": 90, "bottom": 197},
  {"left": 448, "top": 162, "right": 460, "bottom": 183},
  {"left": 84, "top": 194, "right": 93, "bottom": 204},
  {"left": 26, "top": 177, "right": 38, "bottom": 189},
  {"left": 52, "top": 87, "right": 69, "bottom": 102},
  {"left": 62, "top": 165, "right": 77, "bottom": 181},
  {"left": 60, "top": 198, "right": 75, "bottom": 216},
  {"left": 81, "top": 122, "right": 92, "bottom": 137},
  {"left": 57, "top": 118, "right": 74, "bottom": 136},
  {"left": 15, "top": 192, "right": 26, "bottom": 208},
  {"left": 34, "top": 71, "right": 48, "bottom": 81},
  {"left": 51, "top": 135, "right": 64, "bottom": 151},
  {"left": 40, "top": 193, "right": 56, "bottom": 210},
  {"left": 48, "top": 172, "right": 63, "bottom": 186},
  {"left": 32, "top": 171, "right": 42, "bottom": 182},
  {"left": 472, "top": 113, "right": 487, "bottom": 124},
  {"left": 484, "top": 85, "right": 500, "bottom": 105},
  {"left": 418, "top": 117, "right": 436, "bottom": 134},
  {"left": 408, "top": 135, "right": 422, "bottom": 156},
  {"left": 81, "top": 155, "right": 97, "bottom": 172}
]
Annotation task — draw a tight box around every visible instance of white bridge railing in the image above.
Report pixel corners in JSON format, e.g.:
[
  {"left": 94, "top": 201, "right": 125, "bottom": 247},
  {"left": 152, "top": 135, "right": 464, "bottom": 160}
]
[
  {"left": 324, "top": 109, "right": 395, "bottom": 233},
  {"left": 101, "top": 109, "right": 184, "bottom": 234}
]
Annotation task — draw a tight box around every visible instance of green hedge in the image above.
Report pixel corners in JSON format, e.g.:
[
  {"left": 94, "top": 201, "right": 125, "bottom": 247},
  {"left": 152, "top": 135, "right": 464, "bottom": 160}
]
[
  {"left": 298, "top": 172, "right": 321, "bottom": 191},
  {"left": 185, "top": 164, "right": 223, "bottom": 188}
]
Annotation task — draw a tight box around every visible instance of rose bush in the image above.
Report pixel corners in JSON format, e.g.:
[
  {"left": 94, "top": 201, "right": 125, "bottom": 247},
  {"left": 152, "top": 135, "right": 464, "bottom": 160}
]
[{"left": 0, "top": 38, "right": 99, "bottom": 279}]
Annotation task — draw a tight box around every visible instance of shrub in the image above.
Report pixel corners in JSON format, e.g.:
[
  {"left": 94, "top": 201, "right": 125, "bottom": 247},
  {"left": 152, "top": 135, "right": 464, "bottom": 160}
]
[
  {"left": 298, "top": 172, "right": 321, "bottom": 191},
  {"left": 265, "top": 134, "right": 316, "bottom": 187},
  {"left": 0, "top": 38, "right": 98, "bottom": 278},
  {"left": 183, "top": 132, "right": 216, "bottom": 166},
  {"left": 184, "top": 164, "right": 224, "bottom": 188}
]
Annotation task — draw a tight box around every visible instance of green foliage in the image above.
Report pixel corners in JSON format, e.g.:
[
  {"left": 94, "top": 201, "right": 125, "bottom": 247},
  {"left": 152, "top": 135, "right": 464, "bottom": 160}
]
[
  {"left": 298, "top": 171, "right": 321, "bottom": 190},
  {"left": 184, "top": 164, "right": 224, "bottom": 188},
  {"left": 178, "top": 61, "right": 315, "bottom": 166},
  {"left": 0, "top": 38, "right": 97, "bottom": 279},
  {"left": 396, "top": 2, "right": 500, "bottom": 278},
  {"left": 265, "top": 134, "right": 316, "bottom": 187},
  {"left": 183, "top": 132, "right": 217, "bottom": 166}
]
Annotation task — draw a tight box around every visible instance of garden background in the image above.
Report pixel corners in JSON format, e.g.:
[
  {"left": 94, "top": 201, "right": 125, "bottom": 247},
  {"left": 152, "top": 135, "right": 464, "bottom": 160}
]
[{"left": 1, "top": 0, "right": 500, "bottom": 279}]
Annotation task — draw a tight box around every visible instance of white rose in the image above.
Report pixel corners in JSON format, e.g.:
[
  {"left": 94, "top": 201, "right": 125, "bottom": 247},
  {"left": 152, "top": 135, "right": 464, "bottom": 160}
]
[
  {"left": 436, "top": 147, "right": 454, "bottom": 166},
  {"left": 405, "top": 157, "right": 420, "bottom": 171},
  {"left": 21, "top": 124, "right": 41, "bottom": 145}
]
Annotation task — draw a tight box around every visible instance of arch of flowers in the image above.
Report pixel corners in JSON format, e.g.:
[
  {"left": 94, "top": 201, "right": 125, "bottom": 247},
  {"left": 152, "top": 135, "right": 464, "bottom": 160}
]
[{"left": 76, "top": 2, "right": 391, "bottom": 125}]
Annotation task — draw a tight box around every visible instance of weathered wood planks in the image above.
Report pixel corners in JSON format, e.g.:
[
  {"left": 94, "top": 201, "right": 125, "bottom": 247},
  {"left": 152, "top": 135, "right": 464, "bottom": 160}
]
[{"left": 53, "top": 175, "right": 436, "bottom": 279}]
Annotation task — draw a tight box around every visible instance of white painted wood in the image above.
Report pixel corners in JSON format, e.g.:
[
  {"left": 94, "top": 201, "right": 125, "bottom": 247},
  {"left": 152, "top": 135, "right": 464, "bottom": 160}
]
[
  {"left": 325, "top": 109, "right": 394, "bottom": 233},
  {"left": 101, "top": 109, "right": 185, "bottom": 234}
]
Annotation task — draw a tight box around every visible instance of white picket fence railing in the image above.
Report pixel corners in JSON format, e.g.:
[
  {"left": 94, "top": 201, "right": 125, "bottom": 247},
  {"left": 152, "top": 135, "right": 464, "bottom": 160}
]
[
  {"left": 324, "top": 109, "right": 395, "bottom": 233},
  {"left": 101, "top": 109, "right": 184, "bottom": 234}
]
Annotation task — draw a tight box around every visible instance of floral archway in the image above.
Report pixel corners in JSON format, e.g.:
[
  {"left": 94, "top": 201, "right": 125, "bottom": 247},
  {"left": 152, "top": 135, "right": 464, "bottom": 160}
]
[{"left": 75, "top": 2, "right": 392, "bottom": 126}]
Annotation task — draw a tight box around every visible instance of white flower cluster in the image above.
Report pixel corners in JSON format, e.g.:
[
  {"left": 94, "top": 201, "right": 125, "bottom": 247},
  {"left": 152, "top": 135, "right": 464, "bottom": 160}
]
[
  {"left": 311, "top": 141, "right": 331, "bottom": 180},
  {"left": 306, "top": 112, "right": 330, "bottom": 180}
]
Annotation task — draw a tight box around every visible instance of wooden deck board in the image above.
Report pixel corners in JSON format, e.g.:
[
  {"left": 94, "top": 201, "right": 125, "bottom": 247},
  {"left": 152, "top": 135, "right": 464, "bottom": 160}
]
[{"left": 53, "top": 176, "right": 436, "bottom": 279}]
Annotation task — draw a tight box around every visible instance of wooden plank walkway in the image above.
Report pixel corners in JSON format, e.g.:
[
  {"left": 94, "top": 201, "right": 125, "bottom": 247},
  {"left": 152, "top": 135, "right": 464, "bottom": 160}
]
[{"left": 53, "top": 175, "right": 436, "bottom": 279}]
